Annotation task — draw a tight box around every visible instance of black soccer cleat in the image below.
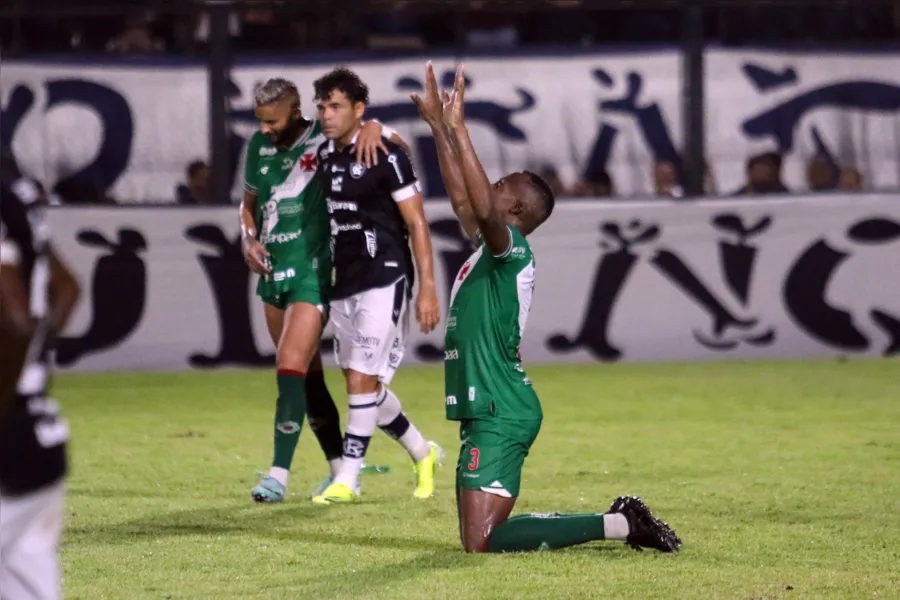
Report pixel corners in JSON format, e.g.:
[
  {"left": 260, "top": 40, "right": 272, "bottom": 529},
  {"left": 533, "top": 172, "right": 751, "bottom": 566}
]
[{"left": 608, "top": 495, "right": 682, "bottom": 553}]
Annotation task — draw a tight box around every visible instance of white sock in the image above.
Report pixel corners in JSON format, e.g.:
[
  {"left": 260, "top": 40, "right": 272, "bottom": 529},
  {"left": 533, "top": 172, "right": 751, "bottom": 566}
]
[
  {"left": 268, "top": 466, "right": 289, "bottom": 487},
  {"left": 334, "top": 392, "right": 378, "bottom": 489},
  {"left": 328, "top": 458, "right": 341, "bottom": 478},
  {"left": 377, "top": 387, "right": 430, "bottom": 462},
  {"left": 603, "top": 513, "right": 630, "bottom": 540}
]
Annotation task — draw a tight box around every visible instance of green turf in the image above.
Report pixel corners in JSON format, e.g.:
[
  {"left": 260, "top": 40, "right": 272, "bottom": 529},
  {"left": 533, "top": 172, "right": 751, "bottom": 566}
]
[{"left": 58, "top": 360, "right": 900, "bottom": 599}]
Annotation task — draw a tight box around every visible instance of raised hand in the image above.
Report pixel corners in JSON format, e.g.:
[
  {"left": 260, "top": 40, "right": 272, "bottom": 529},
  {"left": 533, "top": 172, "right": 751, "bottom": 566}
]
[
  {"left": 410, "top": 61, "right": 444, "bottom": 127},
  {"left": 443, "top": 64, "right": 466, "bottom": 130}
]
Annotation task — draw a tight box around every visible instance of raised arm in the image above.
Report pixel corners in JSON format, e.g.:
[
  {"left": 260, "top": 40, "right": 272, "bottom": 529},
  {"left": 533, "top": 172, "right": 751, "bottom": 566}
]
[
  {"left": 411, "top": 62, "right": 479, "bottom": 243},
  {"left": 443, "top": 65, "right": 509, "bottom": 257}
]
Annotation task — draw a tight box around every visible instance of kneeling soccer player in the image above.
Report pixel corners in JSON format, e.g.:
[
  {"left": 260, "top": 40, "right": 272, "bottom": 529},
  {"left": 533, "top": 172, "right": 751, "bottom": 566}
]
[{"left": 412, "top": 62, "right": 682, "bottom": 553}]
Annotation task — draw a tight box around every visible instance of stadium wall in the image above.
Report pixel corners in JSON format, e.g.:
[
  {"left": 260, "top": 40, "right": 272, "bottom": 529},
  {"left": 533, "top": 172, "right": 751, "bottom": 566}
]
[
  {"left": 48, "top": 194, "right": 900, "bottom": 373},
  {"left": 4, "top": 48, "right": 900, "bottom": 202}
]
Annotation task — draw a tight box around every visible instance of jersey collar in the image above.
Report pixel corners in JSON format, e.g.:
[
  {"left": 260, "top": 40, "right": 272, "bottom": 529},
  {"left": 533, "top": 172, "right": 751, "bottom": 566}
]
[{"left": 327, "top": 128, "right": 361, "bottom": 155}]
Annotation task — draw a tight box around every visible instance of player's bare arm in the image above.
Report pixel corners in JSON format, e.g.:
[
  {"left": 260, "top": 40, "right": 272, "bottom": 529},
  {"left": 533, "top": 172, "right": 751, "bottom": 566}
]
[
  {"left": 355, "top": 120, "right": 412, "bottom": 168},
  {"left": 397, "top": 194, "right": 441, "bottom": 334},
  {"left": 48, "top": 250, "right": 80, "bottom": 336},
  {"left": 411, "top": 61, "right": 479, "bottom": 243},
  {"left": 445, "top": 65, "right": 510, "bottom": 256},
  {"left": 239, "top": 190, "right": 271, "bottom": 275}
]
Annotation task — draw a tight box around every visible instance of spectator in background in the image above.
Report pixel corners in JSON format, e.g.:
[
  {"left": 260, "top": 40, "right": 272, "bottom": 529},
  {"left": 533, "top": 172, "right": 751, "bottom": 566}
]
[
  {"left": 653, "top": 160, "right": 683, "bottom": 198},
  {"left": 570, "top": 169, "right": 614, "bottom": 198},
  {"left": 837, "top": 167, "right": 864, "bottom": 192},
  {"left": 176, "top": 160, "right": 212, "bottom": 205},
  {"left": 733, "top": 152, "right": 789, "bottom": 195},
  {"left": 464, "top": 1, "right": 519, "bottom": 48},
  {"left": 105, "top": 12, "right": 165, "bottom": 54},
  {"left": 806, "top": 155, "right": 836, "bottom": 191}
]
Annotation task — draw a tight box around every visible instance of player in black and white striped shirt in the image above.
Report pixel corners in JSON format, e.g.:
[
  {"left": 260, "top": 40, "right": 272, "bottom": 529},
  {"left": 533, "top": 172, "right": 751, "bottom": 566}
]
[{"left": 1, "top": 169, "right": 80, "bottom": 600}]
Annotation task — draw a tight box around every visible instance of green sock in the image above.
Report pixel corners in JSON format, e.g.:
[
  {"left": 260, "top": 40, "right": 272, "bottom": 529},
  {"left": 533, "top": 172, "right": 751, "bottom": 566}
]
[
  {"left": 272, "top": 369, "right": 307, "bottom": 470},
  {"left": 486, "top": 513, "right": 606, "bottom": 553}
]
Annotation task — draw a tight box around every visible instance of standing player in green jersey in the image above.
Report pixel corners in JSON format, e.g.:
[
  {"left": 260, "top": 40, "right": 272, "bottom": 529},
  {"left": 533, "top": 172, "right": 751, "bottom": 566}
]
[
  {"left": 240, "top": 78, "right": 406, "bottom": 503},
  {"left": 412, "top": 62, "right": 682, "bottom": 553}
]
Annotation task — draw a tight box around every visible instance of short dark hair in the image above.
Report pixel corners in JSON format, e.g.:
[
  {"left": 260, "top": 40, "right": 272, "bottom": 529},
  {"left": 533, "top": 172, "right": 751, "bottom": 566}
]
[
  {"left": 523, "top": 170, "right": 555, "bottom": 226},
  {"left": 187, "top": 160, "right": 207, "bottom": 178},
  {"left": 314, "top": 67, "right": 369, "bottom": 106}
]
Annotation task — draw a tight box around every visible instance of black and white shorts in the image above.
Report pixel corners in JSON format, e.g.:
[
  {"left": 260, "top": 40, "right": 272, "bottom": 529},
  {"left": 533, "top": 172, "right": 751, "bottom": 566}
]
[
  {"left": 330, "top": 277, "right": 409, "bottom": 385},
  {"left": 0, "top": 481, "right": 65, "bottom": 600}
]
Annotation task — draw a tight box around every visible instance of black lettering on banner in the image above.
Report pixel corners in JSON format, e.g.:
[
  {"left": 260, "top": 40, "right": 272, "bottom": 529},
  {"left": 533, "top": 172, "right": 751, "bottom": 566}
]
[
  {"left": 547, "top": 221, "right": 659, "bottom": 361},
  {"left": 186, "top": 225, "right": 274, "bottom": 367},
  {"left": 668, "top": 213, "right": 775, "bottom": 350},
  {"left": 414, "top": 218, "right": 472, "bottom": 361},
  {"left": 56, "top": 229, "right": 147, "bottom": 366},
  {"left": 783, "top": 217, "right": 900, "bottom": 356},
  {"left": 1, "top": 80, "right": 134, "bottom": 203}
]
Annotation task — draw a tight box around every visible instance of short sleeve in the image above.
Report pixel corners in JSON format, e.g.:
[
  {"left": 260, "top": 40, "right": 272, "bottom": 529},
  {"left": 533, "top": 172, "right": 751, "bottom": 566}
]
[
  {"left": 242, "top": 133, "right": 262, "bottom": 194},
  {"left": 491, "top": 226, "right": 531, "bottom": 265},
  {"left": 383, "top": 147, "right": 420, "bottom": 202}
]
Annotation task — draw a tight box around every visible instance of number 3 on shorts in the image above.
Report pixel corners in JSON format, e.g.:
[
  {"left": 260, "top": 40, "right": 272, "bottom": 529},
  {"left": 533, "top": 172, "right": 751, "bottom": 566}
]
[{"left": 468, "top": 448, "right": 480, "bottom": 471}]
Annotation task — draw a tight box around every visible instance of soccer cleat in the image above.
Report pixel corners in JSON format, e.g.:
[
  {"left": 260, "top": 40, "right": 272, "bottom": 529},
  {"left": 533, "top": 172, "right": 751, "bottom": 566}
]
[
  {"left": 412, "top": 441, "right": 444, "bottom": 499},
  {"left": 251, "top": 475, "right": 286, "bottom": 503},
  {"left": 312, "top": 482, "right": 361, "bottom": 504},
  {"left": 608, "top": 495, "right": 682, "bottom": 553},
  {"left": 310, "top": 476, "right": 361, "bottom": 499}
]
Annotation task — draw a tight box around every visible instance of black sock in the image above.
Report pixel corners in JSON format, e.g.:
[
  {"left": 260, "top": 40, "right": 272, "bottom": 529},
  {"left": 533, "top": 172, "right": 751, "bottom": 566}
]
[{"left": 305, "top": 370, "right": 343, "bottom": 461}]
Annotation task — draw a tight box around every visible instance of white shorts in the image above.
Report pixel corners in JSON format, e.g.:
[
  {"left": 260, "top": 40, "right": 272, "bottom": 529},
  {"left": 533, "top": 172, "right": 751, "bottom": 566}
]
[
  {"left": 0, "top": 482, "right": 65, "bottom": 600},
  {"left": 330, "top": 277, "right": 409, "bottom": 385}
]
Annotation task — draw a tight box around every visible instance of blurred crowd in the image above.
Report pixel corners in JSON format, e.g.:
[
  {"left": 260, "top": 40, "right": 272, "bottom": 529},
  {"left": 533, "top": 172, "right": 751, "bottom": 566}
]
[
  {"left": 2, "top": 1, "right": 896, "bottom": 204},
  {"left": 2, "top": 2, "right": 900, "bottom": 55}
]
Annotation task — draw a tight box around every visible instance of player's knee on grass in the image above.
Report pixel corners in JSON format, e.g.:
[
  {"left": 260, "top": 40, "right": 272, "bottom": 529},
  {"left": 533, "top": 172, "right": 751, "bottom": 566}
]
[{"left": 458, "top": 488, "right": 517, "bottom": 553}]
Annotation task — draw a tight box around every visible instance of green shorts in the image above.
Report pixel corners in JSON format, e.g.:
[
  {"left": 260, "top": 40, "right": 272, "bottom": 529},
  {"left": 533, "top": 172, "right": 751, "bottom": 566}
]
[
  {"left": 257, "top": 269, "right": 328, "bottom": 311},
  {"left": 456, "top": 417, "right": 542, "bottom": 498}
]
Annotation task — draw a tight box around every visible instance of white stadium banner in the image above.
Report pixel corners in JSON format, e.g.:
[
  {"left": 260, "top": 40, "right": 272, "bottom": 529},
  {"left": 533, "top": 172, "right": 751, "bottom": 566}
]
[
  {"left": 3, "top": 49, "right": 900, "bottom": 202},
  {"left": 48, "top": 195, "right": 900, "bottom": 373}
]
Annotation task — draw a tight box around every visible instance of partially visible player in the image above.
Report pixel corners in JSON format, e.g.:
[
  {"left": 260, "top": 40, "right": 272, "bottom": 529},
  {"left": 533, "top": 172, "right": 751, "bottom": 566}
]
[
  {"left": 241, "top": 78, "right": 407, "bottom": 503},
  {"left": 1, "top": 170, "right": 81, "bottom": 599},
  {"left": 412, "top": 62, "right": 682, "bottom": 553},
  {"left": 311, "top": 67, "right": 443, "bottom": 504}
]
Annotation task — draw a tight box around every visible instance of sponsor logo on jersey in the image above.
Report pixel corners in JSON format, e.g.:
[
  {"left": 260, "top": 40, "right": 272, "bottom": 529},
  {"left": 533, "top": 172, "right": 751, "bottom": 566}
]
[
  {"left": 364, "top": 229, "right": 377, "bottom": 257},
  {"left": 260, "top": 147, "right": 277, "bottom": 156},
  {"left": 327, "top": 200, "right": 358, "bottom": 213},
  {"left": 330, "top": 220, "right": 363, "bottom": 235},
  {"left": 331, "top": 164, "right": 345, "bottom": 173},
  {"left": 445, "top": 349, "right": 459, "bottom": 360},
  {"left": 331, "top": 176, "right": 343, "bottom": 192},
  {"left": 260, "top": 230, "right": 302, "bottom": 244},
  {"left": 281, "top": 158, "right": 294, "bottom": 170},
  {"left": 260, "top": 166, "right": 269, "bottom": 174},
  {"left": 468, "top": 386, "right": 476, "bottom": 401},
  {"left": 445, "top": 395, "right": 457, "bottom": 406},
  {"left": 277, "top": 203, "right": 303, "bottom": 216},
  {"left": 512, "top": 246, "right": 526, "bottom": 257},
  {"left": 350, "top": 162, "right": 366, "bottom": 179}
]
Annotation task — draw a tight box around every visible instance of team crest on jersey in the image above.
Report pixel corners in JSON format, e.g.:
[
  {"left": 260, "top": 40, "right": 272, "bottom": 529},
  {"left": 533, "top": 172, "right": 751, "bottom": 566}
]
[{"left": 350, "top": 162, "right": 366, "bottom": 179}]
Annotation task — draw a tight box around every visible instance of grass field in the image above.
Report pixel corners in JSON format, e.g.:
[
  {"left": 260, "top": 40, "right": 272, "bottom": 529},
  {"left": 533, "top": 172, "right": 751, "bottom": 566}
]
[{"left": 58, "top": 359, "right": 899, "bottom": 600}]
